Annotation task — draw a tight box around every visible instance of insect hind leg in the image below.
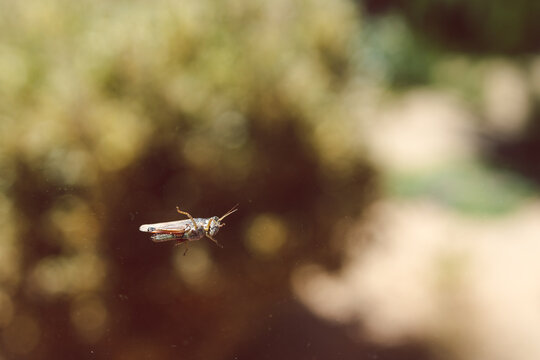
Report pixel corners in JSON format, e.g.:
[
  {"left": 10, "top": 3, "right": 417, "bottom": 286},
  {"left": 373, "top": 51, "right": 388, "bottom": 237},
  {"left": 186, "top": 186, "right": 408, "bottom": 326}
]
[{"left": 176, "top": 206, "right": 198, "bottom": 229}]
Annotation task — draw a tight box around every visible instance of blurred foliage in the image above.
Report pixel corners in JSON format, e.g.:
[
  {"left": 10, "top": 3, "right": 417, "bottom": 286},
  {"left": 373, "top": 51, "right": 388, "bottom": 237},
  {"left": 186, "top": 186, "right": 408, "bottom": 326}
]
[
  {"left": 385, "top": 161, "right": 537, "bottom": 215},
  {"left": 0, "top": 0, "right": 378, "bottom": 359},
  {"left": 360, "top": 15, "right": 440, "bottom": 87},
  {"left": 358, "top": 0, "right": 539, "bottom": 88}
]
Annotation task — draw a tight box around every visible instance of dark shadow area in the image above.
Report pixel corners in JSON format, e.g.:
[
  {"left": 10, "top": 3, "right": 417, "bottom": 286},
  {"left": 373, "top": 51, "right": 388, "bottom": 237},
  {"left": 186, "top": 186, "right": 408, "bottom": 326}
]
[
  {"left": 360, "top": 0, "right": 539, "bottom": 54},
  {"left": 233, "top": 300, "right": 434, "bottom": 360},
  {"left": 485, "top": 107, "right": 540, "bottom": 184}
]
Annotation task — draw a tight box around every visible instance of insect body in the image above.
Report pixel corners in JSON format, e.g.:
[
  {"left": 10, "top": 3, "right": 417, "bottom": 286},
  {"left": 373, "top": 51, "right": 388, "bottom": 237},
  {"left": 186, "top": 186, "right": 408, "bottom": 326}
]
[{"left": 139, "top": 205, "right": 238, "bottom": 249}]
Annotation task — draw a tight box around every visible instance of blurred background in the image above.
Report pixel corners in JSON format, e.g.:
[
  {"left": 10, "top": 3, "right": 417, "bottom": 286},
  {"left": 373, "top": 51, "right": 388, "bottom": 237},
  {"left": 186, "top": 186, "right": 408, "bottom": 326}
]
[{"left": 0, "top": 0, "right": 539, "bottom": 359}]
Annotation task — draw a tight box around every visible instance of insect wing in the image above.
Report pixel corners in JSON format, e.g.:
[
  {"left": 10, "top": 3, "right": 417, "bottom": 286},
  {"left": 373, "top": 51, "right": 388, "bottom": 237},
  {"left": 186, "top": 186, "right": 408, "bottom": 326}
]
[{"left": 139, "top": 220, "right": 190, "bottom": 237}]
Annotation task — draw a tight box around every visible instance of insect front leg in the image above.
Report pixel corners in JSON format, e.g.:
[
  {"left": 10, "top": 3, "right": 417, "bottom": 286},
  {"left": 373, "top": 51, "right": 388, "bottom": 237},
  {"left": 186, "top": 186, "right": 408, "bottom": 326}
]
[
  {"left": 205, "top": 234, "right": 223, "bottom": 248},
  {"left": 205, "top": 218, "right": 215, "bottom": 232}
]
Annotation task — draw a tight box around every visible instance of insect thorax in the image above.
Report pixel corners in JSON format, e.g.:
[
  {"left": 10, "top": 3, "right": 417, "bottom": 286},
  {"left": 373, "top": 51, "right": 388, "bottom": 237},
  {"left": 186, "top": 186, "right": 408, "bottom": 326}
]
[
  {"left": 185, "top": 224, "right": 206, "bottom": 241},
  {"left": 198, "top": 216, "right": 220, "bottom": 237}
]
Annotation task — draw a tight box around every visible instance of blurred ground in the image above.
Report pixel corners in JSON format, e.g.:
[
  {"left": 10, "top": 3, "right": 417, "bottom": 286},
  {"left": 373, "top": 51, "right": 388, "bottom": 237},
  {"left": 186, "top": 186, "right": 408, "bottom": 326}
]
[{"left": 0, "top": 0, "right": 539, "bottom": 359}]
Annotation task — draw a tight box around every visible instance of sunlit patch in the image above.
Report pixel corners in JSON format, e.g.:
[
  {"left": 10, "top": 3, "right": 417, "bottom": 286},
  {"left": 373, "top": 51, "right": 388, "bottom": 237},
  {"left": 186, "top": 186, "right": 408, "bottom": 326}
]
[
  {"left": 292, "top": 264, "right": 355, "bottom": 323},
  {"left": 313, "top": 117, "right": 356, "bottom": 176},
  {"left": 49, "top": 196, "right": 99, "bottom": 251},
  {"left": 2, "top": 313, "right": 41, "bottom": 355},
  {"left": 92, "top": 104, "right": 150, "bottom": 171},
  {"left": 361, "top": 90, "right": 476, "bottom": 172},
  {"left": 293, "top": 199, "right": 540, "bottom": 360},
  {"left": 30, "top": 254, "right": 106, "bottom": 298},
  {"left": 23, "top": 115, "right": 68, "bottom": 161},
  {"left": 214, "top": 111, "right": 248, "bottom": 150},
  {"left": 70, "top": 294, "right": 108, "bottom": 343},
  {"left": 0, "top": 44, "right": 28, "bottom": 95},
  {"left": 481, "top": 60, "right": 530, "bottom": 136},
  {"left": 245, "top": 214, "right": 287, "bottom": 257},
  {"left": 173, "top": 246, "right": 213, "bottom": 287},
  {"left": 531, "top": 57, "right": 540, "bottom": 97}
]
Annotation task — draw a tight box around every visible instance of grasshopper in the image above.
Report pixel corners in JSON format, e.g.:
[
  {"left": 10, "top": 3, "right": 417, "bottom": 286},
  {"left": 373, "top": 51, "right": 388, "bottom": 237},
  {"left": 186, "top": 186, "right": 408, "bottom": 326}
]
[{"left": 139, "top": 205, "right": 238, "bottom": 253}]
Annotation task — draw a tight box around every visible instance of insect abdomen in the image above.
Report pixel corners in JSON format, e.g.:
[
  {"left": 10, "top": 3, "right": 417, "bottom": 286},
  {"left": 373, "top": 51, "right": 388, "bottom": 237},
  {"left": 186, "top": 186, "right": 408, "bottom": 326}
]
[{"left": 151, "top": 233, "right": 180, "bottom": 242}]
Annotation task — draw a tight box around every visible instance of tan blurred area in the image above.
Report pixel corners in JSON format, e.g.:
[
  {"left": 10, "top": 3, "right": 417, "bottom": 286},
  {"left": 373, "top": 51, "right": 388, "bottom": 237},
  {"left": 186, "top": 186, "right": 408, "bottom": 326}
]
[
  {"left": 295, "top": 199, "right": 540, "bottom": 360},
  {"left": 0, "top": 0, "right": 539, "bottom": 359}
]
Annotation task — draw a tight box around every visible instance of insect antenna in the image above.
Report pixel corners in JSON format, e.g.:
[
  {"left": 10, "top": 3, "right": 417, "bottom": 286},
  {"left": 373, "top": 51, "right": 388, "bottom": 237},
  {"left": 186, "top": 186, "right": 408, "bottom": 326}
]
[{"left": 219, "top": 204, "right": 239, "bottom": 225}]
